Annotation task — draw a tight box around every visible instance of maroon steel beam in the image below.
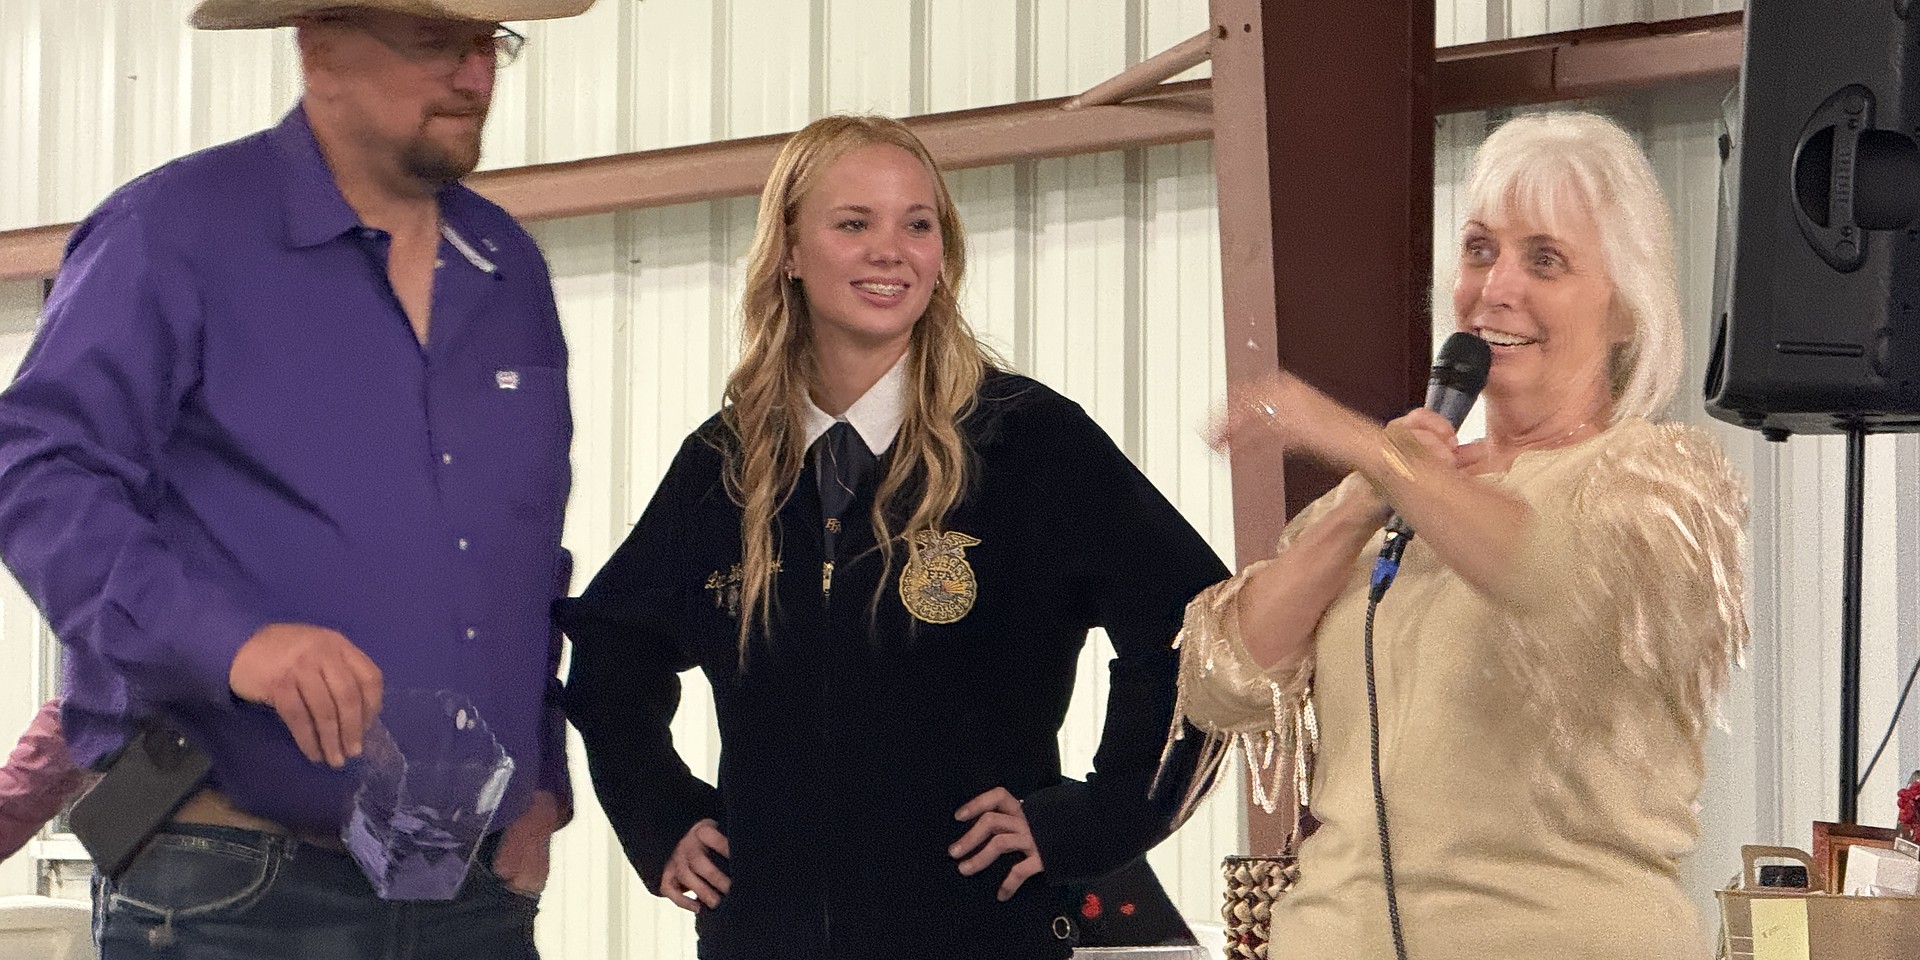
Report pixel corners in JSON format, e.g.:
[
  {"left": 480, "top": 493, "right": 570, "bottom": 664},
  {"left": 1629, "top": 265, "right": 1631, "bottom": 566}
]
[
  {"left": 1435, "top": 11, "right": 1742, "bottom": 113},
  {"left": 0, "top": 13, "right": 1744, "bottom": 282},
  {"left": 1220, "top": 0, "right": 1435, "bottom": 858}
]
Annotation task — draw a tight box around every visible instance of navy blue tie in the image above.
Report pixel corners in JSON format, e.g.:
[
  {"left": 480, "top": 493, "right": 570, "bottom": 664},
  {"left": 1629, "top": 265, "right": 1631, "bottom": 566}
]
[
  {"left": 814, "top": 421, "right": 875, "bottom": 598},
  {"left": 816, "top": 421, "right": 876, "bottom": 523}
]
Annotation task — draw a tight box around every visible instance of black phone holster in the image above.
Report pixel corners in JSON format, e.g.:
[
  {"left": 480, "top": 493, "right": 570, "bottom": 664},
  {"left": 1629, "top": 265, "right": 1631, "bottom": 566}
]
[{"left": 68, "top": 720, "right": 213, "bottom": 880}]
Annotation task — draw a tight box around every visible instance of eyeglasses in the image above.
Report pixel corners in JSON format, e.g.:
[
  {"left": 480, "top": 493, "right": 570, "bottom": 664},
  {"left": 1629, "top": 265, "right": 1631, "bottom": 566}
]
[
  {"left": 383, "top": 23, "right": 526, "bottom": 71},
  {"left": 487, "top": 26, "right": 528, "bottom": 70},
  {"left": 312, "top": 11, "right": 529, "bottom": 71}
]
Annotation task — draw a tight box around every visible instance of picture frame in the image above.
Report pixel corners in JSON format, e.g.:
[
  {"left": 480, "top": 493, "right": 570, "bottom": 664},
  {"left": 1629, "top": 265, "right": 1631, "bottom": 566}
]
[{"left": 1812, "top": 820, "right": 1899, "bottom": 894}]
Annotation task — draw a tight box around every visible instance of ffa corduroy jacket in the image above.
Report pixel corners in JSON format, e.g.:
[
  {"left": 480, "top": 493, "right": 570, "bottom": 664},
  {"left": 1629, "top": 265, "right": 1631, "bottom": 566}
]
[{"left": 558, "top": 373, "right": 1227, "bottom": 960}]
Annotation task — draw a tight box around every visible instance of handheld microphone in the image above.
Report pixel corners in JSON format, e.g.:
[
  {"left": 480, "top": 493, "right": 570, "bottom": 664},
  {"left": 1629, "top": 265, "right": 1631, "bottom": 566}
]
[{"left": 1368, "top": 332, "right": 1493, "bottom": 601}]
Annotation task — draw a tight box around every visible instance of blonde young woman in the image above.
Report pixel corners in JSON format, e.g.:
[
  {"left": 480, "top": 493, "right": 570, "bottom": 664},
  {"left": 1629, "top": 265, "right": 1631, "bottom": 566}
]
[
  {"left": 1178, "top": 112, "right": 1749, "bottom": 959},
  {"left": 559, "top": 115, "right": 1227, "bottom": 960}
]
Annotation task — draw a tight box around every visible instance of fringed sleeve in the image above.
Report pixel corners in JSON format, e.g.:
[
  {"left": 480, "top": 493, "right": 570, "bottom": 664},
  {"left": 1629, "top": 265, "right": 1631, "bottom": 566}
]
[
  {"left": 1159, "top": 494, "right": 1338, "bottom": 829},
  {"left": 1489, "top": 421, "right": 1749, "bottom": 742}
]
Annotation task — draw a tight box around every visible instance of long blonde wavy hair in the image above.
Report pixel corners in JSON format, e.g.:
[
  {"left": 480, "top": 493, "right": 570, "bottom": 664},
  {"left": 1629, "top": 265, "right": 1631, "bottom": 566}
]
[{"left": 721, "top": 114, "right": 995, "bottom": 661}]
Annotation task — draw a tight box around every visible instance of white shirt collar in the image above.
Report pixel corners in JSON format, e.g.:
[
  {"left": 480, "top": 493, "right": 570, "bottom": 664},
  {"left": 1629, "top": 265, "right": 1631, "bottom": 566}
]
[{"left": 801, "top": 353, "right": 909, "bottom": 454}]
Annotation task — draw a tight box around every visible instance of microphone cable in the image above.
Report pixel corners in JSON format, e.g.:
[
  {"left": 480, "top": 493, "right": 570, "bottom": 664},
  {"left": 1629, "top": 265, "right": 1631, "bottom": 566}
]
[
  {"left": 1366, "top": 533, "right": 1411, "bottom": 960},
  {"left": 1345, "top": 331, "right": 1487, "bottom": 960},
  {"left": 1856, "top": 649, "right": 1920, "bottom": 796}
]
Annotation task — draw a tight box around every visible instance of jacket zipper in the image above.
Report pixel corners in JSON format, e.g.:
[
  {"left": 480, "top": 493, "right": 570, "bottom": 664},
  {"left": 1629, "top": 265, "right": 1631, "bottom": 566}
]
[{"left": 820, "top": 528, "right": 834, "bottom": 950}]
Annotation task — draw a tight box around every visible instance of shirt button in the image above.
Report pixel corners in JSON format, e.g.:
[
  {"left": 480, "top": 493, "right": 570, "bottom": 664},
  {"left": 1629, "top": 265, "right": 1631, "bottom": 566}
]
[
  {"left": 441, "top": 452, "right": 453, "bottom": 465},
  {"left": 457, "top": 538, "right": 469, "bottom": 551},
  {"left": 464, "top": 627, "right": 477, "bottom": 641},
  {"left": 359, "top": 228, "right": 378, "bottom": 239}
]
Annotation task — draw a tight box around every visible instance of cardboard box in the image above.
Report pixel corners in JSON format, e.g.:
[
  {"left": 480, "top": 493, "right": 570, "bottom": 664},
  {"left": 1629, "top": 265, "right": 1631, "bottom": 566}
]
[
  {"left": 1718, "top": 845, "right": 1920, "bottom": 960},
  {"left": 1840, "top": 845, "right": 1920, "bottom": 897}
]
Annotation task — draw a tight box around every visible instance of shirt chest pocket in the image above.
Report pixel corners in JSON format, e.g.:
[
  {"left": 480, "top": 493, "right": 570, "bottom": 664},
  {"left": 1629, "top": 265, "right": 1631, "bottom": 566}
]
[{"left": 458, "top": 364, "right": 569, "bottom": 514}]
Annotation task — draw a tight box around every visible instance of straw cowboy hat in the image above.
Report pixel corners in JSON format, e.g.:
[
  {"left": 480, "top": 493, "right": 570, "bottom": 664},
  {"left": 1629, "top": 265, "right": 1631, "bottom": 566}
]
[{"left": 190, "top": 0, "right": 595, "bottom": 30}]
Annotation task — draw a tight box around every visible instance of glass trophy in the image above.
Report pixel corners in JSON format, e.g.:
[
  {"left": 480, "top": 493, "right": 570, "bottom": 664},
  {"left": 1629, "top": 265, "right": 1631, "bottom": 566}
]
[{"left": 343, "top": 689, "right": 514, "bottom": 901}]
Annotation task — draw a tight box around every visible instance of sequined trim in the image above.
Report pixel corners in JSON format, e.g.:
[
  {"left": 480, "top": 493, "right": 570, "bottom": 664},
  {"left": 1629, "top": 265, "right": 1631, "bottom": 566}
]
[
  {"left": 1158, "top": 557, "right": 1319, "bottom": 830},
  {"left": 1156, "top": 420, "right": 1750, "bottom": 829},
  {"left": 1492, "top": 420, "right": 1750, "bottom": 749}
]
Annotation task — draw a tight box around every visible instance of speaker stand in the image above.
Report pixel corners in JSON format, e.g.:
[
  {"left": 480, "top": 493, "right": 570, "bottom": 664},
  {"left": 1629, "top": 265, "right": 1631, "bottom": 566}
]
[{"left": 1841, "top": 425, "right": 1865, "bottom": 824}]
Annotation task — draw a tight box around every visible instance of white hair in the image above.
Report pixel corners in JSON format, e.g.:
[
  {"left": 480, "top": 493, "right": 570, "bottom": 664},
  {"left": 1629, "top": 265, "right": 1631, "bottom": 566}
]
[{"left": 1461, "top": 111, "right": 1683, "bottom": 423}]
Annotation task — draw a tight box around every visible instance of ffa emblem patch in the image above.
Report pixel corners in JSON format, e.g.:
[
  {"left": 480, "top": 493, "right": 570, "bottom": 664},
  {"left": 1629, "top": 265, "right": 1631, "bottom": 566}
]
[
  {"left": 704, "top": 564, "right": 743, "bottom": 617},
  {"left": 898, "top": 530, "right": 981, "bottom": 624}
]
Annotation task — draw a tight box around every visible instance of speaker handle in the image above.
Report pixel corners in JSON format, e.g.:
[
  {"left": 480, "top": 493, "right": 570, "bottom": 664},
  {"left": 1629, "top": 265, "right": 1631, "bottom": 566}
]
[{"left": 1793, "top": 85, "right": 1874, "bottom": 273}]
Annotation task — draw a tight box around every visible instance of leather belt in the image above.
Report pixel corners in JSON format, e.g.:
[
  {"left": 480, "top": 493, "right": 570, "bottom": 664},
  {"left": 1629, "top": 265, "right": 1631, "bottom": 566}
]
[{"left": 171, "top": 788, "right": 350, "bottom": 853}]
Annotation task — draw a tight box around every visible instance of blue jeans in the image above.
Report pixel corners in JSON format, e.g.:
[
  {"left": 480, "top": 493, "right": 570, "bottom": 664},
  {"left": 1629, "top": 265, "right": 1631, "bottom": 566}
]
[{"left": 93, "top": 824, "right": 539, "bottom": 960}]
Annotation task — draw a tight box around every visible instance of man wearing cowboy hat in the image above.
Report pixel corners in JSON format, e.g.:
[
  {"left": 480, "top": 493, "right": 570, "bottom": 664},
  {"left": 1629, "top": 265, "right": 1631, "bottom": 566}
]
[{"left": 0, "top": 1, "right": 593, "bottom": 956}]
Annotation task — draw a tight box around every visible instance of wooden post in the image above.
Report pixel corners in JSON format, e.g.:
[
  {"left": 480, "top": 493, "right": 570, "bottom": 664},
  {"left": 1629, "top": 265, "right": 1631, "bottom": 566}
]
[{"left": 1211, "top": 0, "right": 1435, "bottom": 857}]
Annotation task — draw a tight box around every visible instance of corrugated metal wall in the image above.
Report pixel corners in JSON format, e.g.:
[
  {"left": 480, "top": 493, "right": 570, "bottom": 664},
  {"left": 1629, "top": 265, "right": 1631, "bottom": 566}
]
[
  {"left": 8, "top": 0, "right": 1908, "bottom": 957},
  {"left": 1436, "top": 0, "right": 1742, "bottom": 45},
  {"left": 0, "top": 1, "right": 1238, "bottom": 955}
]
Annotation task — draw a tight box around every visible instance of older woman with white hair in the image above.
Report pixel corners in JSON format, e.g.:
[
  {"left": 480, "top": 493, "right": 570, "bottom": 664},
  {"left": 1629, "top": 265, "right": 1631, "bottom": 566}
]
[{"left": 1177, "top": 111, "right": 1749, "bottom": 959}]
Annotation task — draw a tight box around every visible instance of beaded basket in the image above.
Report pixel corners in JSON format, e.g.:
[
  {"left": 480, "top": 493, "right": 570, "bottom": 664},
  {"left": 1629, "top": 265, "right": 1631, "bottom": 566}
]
[{"left": 1220, "top": 853, "right": 1298, "bottom": 960}]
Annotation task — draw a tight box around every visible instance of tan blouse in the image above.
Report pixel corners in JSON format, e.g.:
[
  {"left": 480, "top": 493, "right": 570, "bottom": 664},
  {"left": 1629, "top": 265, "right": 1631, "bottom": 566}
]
[{"left": 1171, "top": 418, "right": 1748, "bottom": 960}]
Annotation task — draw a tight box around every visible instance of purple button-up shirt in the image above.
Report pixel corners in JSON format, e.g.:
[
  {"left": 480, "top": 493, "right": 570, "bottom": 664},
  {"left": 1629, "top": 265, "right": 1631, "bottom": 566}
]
[{"left": 0, "top": 106, "right": 572, "bottom": 833}]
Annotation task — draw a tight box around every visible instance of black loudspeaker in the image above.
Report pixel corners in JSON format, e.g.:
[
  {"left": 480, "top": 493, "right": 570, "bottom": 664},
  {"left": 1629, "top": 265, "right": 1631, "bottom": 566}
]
[{"left": 1704, "top": 0, "right": 1920, "bottom": 438}]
